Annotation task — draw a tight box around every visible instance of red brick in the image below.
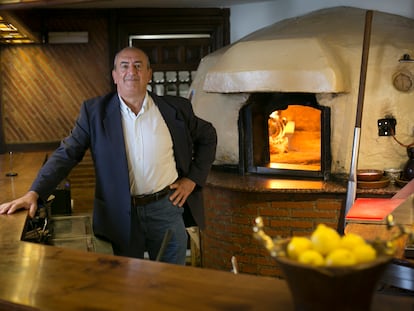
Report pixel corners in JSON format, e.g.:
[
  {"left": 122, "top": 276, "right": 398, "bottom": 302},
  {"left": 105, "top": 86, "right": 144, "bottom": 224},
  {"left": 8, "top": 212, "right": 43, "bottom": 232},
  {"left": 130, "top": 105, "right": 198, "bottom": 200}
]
[
  {"left": 291, "top": 210, "right": 337, "bottom": 218},
  {"left": 271, "top": 201, "right": 315, "bottom": 209},
  {"left": 202, "top": 185, "right": 345, "bottom": 278},
  {"left": 316, "top": 199, "right": 342, "bottom": 210},
  {"left": 259, "top": 205, "right": 290, "bottom": 216},
  {"left": 270, "top": 219, "right": 313, "bottom": 229}
]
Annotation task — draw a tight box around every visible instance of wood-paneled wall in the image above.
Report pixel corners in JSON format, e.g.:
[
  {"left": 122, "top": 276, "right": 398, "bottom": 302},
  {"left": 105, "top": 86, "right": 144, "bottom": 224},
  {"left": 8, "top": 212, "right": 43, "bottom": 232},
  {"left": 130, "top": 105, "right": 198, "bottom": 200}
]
[{"left": 1, "top": 10, "right": 112, "bottom": 146}]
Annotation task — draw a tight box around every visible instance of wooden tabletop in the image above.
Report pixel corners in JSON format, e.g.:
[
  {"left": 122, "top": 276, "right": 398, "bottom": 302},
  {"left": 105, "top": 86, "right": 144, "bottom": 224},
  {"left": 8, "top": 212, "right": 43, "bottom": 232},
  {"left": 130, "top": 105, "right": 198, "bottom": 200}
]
[
  {"left": 1, "top": 214, "right": 294, "bottom": 311},
  {"left": 0, "top": 152, "right": 413, "bottom": 310},
  {"left": 0, "top": 151, "right": 45, "bottom": 202}
]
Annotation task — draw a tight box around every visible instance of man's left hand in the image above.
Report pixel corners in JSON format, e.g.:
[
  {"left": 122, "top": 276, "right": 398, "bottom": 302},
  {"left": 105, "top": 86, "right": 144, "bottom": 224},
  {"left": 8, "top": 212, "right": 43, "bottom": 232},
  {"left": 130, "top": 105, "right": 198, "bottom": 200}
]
[{"left": 168, "top": 177, "right": 196, "bottom": 207}]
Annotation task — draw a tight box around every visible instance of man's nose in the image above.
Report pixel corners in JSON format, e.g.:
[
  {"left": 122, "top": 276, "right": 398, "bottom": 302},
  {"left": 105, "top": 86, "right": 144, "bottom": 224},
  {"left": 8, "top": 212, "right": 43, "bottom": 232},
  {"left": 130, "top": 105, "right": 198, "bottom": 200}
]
[{"left": 127, "top": 64, "right": 139, "bottom": 74}]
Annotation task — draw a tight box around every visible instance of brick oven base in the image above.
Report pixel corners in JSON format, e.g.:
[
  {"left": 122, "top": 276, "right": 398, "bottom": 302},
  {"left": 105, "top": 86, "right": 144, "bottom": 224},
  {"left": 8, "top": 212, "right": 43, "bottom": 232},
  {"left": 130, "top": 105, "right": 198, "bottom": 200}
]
[{"left": 200, "top": 169, "right": 398, "bottom": 278}]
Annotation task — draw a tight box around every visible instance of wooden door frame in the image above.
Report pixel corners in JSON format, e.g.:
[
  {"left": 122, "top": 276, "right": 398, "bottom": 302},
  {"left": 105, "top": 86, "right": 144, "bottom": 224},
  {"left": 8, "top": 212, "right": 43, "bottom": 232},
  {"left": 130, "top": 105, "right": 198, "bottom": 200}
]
[{"left": 108, "top": 8, "right": 230, "bottom": 76}]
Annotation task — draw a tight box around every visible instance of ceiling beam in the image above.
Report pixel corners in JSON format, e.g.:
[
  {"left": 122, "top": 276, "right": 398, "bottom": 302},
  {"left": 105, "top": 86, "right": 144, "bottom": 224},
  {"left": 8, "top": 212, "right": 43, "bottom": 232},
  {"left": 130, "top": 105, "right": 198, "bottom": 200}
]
[{"left": 0, "top": 0, "right": 100, "bottom": 10}]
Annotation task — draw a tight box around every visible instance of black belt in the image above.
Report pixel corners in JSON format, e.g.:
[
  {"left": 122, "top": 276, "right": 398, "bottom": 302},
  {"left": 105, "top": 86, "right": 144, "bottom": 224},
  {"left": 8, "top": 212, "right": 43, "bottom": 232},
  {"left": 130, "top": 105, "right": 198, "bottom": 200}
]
[{"left": 131, "top": 186, "right": 171, "bottom": 206}]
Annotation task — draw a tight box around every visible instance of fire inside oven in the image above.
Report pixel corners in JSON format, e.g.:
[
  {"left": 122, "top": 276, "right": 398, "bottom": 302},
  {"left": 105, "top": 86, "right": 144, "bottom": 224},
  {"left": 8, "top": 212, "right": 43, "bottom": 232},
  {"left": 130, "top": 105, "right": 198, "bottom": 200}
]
[{"left": 239, "top": 93, "right": 331, "bottom": 179}]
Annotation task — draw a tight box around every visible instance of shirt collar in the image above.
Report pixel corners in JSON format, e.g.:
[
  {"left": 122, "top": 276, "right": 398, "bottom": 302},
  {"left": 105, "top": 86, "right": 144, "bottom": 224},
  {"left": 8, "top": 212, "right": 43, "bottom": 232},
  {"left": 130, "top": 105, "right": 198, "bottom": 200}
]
[{"left": 118, "top": 92, "right": 149, "bottom": 117}]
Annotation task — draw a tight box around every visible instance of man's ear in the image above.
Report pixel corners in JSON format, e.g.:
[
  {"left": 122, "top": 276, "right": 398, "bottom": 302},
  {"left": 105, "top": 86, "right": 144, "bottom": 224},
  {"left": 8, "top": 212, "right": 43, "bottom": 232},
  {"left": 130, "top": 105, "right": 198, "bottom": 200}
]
[
  {"left": 147, "top": 68, "right": 153, "bottom": 83},
  {"left": 112, "top": 70, "right": 117, "bottom": 84}
]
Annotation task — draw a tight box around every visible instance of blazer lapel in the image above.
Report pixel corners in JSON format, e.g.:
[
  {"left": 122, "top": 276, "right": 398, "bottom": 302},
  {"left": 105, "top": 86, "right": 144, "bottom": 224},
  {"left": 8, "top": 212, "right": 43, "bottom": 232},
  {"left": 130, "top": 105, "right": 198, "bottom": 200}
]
[
  {"left": 102, "top": 95, "right": 129, "bottom": 175},
  {"left": 152, "top": 93, "right": 185, "bottom": 138},
  {"left": 151, "top": 93, "right": 190, "bottom": 172}
]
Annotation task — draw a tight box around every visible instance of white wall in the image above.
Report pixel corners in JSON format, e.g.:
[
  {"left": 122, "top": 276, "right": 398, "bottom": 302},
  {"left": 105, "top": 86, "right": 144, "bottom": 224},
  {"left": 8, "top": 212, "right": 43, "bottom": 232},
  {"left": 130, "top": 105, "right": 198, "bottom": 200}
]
[{"left": 230, "top": 0, "right": 414, "bottom": 42}]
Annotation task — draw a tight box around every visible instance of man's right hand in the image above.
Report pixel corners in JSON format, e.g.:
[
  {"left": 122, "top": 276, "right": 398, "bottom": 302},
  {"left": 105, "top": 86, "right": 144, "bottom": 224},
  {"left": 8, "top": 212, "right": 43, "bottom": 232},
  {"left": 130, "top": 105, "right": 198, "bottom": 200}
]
[{"left": 0, "top": 191, "right": 39, "bottom": 218}]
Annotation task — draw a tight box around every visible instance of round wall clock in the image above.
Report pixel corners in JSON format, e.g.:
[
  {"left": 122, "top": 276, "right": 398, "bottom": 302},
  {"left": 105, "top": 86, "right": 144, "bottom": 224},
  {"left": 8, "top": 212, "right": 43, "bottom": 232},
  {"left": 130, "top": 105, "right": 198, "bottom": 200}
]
[{"left": 392, "top": 71, "right": 413, "bottom": 92}]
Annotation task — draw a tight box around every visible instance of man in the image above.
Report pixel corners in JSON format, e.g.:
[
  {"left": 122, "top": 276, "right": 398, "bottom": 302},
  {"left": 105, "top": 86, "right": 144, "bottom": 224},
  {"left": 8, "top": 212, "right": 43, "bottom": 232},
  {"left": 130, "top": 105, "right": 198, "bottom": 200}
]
[{"left": 0, "top": 47, "right": 217, "bottom": 265}]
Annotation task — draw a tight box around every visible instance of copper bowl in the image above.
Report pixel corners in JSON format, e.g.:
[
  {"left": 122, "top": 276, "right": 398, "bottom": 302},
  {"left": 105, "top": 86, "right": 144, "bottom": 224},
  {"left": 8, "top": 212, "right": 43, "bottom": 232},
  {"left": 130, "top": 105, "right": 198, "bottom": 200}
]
[
  {"left": 357, "top": 176, "right": 390, "bottom": 189},
  {"left": 357, "top": 169, "right": 384, "bottom": 181},
  {"left": 274, "top": 241, "right": 392, "bottom": 311}
]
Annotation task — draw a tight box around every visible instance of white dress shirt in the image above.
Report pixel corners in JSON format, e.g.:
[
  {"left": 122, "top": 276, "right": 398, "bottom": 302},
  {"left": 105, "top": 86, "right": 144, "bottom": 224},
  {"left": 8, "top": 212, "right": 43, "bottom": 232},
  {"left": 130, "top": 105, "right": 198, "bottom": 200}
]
[{"left": 119, "top": 93, "right": 178, "bottom": 196}]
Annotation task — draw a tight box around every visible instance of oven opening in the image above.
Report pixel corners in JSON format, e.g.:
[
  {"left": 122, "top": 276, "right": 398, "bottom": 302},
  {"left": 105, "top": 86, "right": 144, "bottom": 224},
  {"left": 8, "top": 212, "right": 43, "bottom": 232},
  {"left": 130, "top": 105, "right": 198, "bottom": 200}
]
[
  {"left": 239, "top": 92, "right": 331, "bottom": 180},
  {"left": 268, "top": 105, "right": 321, "bottom": 171}
]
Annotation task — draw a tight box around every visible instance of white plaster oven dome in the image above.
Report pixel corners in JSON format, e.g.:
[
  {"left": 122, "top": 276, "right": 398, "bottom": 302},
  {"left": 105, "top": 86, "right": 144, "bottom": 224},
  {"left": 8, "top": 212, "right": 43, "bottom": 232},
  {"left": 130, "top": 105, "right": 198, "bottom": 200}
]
[
  {"left": 203, "top": 38, "right": 348, "bottom": 93},
  {"left": 191, "top": 7, "right": 414, "bottom": 173}
]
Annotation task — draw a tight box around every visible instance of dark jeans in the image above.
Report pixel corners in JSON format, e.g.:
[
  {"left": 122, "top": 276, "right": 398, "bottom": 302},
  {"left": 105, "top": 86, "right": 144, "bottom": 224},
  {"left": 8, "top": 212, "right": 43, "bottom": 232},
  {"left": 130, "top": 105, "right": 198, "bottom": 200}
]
[{"left": 127, "top": 194, "right": 188, "bottom": 265}]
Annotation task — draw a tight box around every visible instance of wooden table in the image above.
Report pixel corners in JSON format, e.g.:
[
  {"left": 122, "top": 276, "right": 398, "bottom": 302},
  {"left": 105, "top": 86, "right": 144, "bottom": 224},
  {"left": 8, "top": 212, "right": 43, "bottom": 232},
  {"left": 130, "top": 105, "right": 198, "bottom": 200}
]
[
  {"left": 1, "top": 152, "right": 413, "bottom": 310},
  {"left": 1, "top": 212, "right": 294, "bottom": 311}
]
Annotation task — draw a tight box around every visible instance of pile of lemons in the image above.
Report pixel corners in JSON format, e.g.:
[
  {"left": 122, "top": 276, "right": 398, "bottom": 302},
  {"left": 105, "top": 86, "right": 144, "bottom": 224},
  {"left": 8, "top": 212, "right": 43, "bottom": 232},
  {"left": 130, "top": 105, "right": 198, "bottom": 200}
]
[{"left": 286, "top": 224, "right": 377, "bottom": 267}]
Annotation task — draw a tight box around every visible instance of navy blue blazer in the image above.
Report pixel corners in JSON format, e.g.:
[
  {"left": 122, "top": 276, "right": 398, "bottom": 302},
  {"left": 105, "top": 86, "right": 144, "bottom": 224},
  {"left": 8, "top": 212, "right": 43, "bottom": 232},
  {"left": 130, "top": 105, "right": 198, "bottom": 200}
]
[{"left": 31, "top": 92, "right": 217, "bottom": 253}]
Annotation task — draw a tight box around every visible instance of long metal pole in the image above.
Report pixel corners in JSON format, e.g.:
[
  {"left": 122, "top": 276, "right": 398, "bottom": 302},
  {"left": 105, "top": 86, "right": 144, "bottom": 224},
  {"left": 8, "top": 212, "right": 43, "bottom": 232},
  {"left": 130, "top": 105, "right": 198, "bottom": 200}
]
[{"left": 343, "top": 10, "right": 374, "bottom": 231}]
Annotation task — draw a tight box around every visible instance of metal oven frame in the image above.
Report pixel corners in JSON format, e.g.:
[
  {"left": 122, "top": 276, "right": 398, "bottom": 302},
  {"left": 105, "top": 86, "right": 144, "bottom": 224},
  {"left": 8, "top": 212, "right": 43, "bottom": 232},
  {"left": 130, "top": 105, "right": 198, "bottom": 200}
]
[{"left": 239, "top": 92, "right": 331, "bottom": 180}]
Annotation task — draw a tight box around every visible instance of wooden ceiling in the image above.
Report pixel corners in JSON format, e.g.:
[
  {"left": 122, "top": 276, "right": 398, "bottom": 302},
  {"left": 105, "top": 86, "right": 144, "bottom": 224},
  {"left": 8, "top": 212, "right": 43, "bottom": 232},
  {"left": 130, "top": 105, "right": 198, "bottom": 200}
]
[
  {"left": 0, "top": 0, "right": 265, "bottom": 9},
  {"left": 0, "top": 0, "right": 246, "bottom": 44}
]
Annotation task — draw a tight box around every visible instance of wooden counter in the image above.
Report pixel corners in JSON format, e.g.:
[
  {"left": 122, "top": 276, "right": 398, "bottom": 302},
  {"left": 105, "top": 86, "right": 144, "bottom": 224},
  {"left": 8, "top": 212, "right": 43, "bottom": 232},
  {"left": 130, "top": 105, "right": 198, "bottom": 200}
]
[{"left": 0, "top": 152, "right": 413, "bottom": 310}]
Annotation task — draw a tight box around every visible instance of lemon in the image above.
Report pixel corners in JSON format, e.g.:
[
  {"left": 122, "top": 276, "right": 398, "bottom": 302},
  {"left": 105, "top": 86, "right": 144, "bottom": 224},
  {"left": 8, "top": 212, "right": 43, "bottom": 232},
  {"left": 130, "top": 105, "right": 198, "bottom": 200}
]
[
  {"left": 285, "top": 223, "right": 380, "bottom": 267},
  {"left": 310, "top": 224, "right": 341, "bottom": 256},
  {"left": 298, "top": 249, "right": 325, "bottom": 266},
  {"left": 353, "top": 243, "right": 377, "bottom": 264},
  {"left": 340, "top": 233, "right": 366, "bottom": 250},
  {"left": 325, "top": 248, "right": 357, "bottom": 267},
  {"left": 287, "top": 236, "right": 312, "bottom": 260}
]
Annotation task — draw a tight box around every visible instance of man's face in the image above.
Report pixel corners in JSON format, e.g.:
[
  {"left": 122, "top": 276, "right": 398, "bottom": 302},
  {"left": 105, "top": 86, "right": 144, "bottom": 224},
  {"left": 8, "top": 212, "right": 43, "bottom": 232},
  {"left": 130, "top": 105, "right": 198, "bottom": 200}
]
[{"left": 112, "top": 49, "right": 152, "bottom": 98}]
